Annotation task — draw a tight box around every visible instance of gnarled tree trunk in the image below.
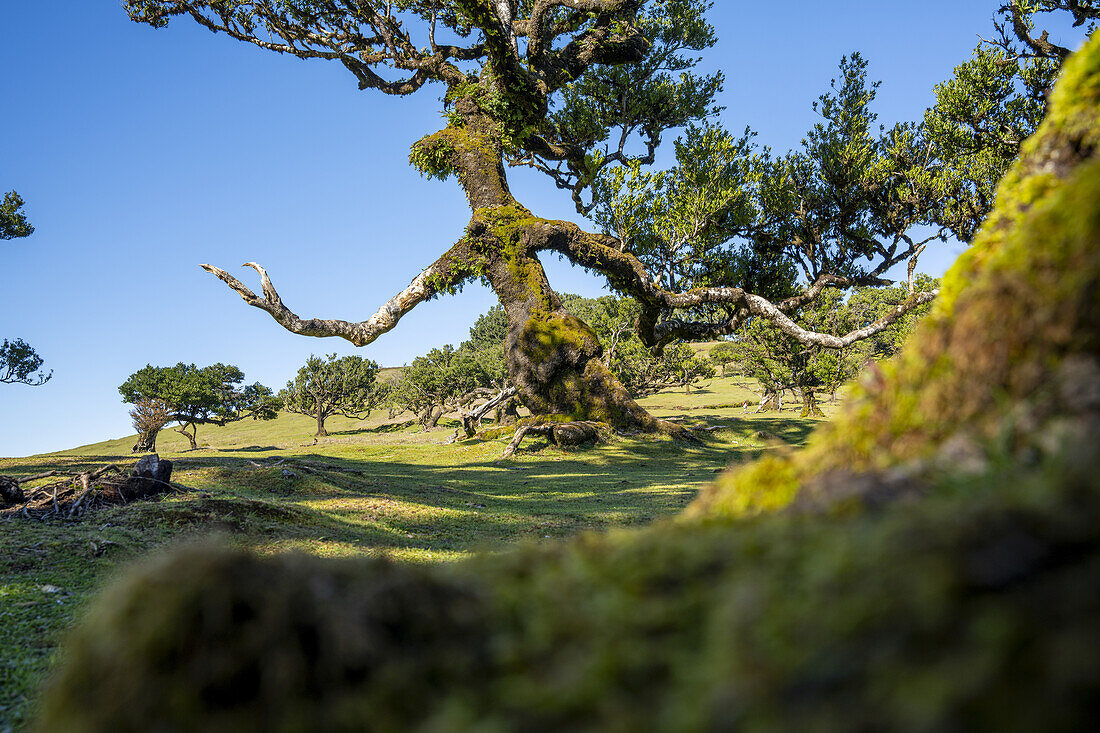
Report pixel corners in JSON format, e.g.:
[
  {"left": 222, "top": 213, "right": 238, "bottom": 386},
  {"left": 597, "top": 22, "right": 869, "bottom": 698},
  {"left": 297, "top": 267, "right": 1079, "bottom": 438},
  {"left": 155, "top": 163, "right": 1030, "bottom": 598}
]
[
  {"left": 757, "top": 390, "right": 782, "bottom": 413},
  {"left": 132, "top": 429, "right": 158, "bottom": 454},
  {"left": 175, "top": 423, "right": 198, "bottom": 451},
  {"left": 429, "top": 108, "right": 675, "bottom": 434},
  {"left": 800, "top": 389, "right": 825, "bottom": 418}
]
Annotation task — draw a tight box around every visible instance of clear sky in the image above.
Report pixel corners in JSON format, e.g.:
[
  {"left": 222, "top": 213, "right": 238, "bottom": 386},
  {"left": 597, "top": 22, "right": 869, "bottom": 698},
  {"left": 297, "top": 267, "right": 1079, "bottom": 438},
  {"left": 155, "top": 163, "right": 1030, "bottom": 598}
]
[{"left": 0, "top": 1, "right": 1031, "bottom": 456}]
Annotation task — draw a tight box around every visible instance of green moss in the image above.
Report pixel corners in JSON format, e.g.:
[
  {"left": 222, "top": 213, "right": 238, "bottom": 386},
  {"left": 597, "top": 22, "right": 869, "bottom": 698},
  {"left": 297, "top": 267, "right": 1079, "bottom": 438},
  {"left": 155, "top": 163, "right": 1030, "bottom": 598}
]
[
  {"left": 409, "top": 133, "right": 459, "bottom": 181},
  {"left": 37, "top": 545, "right": 490, "bottom": 732},
  {"left": 686, "top": 454, "right": 800, "bottom": 519}
]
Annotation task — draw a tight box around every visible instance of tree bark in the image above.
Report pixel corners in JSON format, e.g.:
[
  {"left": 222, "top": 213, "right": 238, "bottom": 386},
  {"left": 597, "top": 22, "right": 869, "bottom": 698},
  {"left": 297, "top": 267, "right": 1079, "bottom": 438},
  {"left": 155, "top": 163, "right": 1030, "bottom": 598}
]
[
  {"left": 421, "top": 405, "right": 444, "bottom": 431},
  {"left": 488, "top": 249, "right": 665, "bottom": 431},
  {"left": 431, "top": 107, "right": 676, "bottom": 434},
  {"left": 132, "top": 429, "right": 159, "bottom": 454},
  {"left": 757, "top": 390, "right": 781, "bottom": 413},
  {"left": 800, "top": 389, "right": 825, "bottom": 418},
  {"left": 462, "top": 386, "right": 518, "bottom": 438},
  {"left": 175, "top": 423, "right": 198, "bottom": 451},
  {"left": 315, "top": 412, "right": 329, "bottom": 438}
]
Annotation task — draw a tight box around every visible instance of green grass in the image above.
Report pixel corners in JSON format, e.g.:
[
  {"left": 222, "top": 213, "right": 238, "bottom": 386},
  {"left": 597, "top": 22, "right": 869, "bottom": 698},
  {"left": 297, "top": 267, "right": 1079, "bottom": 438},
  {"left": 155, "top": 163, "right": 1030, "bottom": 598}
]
[{"left": 0, "top": 376, "right": 831, "bottom": 731}]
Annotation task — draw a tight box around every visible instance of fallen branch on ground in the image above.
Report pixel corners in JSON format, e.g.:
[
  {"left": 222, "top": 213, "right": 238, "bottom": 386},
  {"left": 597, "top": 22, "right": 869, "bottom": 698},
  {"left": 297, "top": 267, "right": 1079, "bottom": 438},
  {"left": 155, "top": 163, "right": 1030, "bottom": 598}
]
[{"left": 0, "top": 455, "right": 178, "bottom": 521}]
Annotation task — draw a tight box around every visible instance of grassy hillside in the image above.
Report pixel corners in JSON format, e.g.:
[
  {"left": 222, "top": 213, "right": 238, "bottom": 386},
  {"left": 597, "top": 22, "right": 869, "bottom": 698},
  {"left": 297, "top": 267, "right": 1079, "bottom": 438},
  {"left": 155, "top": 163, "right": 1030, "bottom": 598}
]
[{"left": 0, "top": 375, "right": 831, "bottom": 730}]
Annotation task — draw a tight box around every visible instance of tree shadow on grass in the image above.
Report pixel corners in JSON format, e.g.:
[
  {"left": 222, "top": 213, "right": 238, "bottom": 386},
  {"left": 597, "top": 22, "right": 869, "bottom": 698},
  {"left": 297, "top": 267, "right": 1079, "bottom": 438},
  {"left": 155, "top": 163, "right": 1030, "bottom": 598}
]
[
  {"left": 334, "top": 419, "right": 421, "bottom": 435},
  {"left": 219, "top": 445, "right": 281, "bottom": 453},
  {"left": 147, "top": 436, "right": 743, "bottom": 556},
  {"left": 673, "top": 413, "right": 822, "bottom": 446}
]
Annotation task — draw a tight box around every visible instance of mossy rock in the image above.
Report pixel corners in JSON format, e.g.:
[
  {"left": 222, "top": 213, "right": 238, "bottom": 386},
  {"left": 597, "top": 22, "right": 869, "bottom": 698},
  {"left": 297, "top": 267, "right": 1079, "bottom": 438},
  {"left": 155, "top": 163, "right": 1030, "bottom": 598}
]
[
  {"left": 36, "top": 33, "right": 1100, "bottom": 733},
  {"left": 38, "top": 547, "right": 490, "bottom": 732}
]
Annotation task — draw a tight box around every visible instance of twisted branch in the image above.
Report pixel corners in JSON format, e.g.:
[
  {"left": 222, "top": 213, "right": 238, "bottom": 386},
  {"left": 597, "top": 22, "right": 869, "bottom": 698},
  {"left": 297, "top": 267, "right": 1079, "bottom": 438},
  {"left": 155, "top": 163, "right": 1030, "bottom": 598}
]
[
  {"left": 528, "top": 219, "right": 938, "bottom": 350},
  {"left": 201, "top": 240, "right": 479, "bottom": 347}
]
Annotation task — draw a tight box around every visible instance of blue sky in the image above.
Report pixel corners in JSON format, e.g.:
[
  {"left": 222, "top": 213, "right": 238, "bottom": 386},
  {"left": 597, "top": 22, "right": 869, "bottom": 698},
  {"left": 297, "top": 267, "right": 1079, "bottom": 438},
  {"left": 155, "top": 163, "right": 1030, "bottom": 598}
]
[{"left": 0, "top": 1, "right": 1026, "bottom": 456}]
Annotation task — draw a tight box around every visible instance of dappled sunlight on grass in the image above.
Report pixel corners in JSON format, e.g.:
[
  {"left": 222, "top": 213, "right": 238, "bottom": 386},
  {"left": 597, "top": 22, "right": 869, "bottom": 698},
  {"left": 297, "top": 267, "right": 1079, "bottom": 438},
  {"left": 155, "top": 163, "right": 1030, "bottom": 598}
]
[{"left": 0, "top": 373, "right": 838, "bottom": 728}]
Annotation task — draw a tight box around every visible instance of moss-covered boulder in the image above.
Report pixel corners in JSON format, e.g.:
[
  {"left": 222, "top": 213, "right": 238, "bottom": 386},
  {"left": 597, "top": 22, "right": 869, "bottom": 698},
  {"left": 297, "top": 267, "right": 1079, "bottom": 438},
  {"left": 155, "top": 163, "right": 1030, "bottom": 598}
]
[{"left": 37, "top": 34, "right": 1100, "bottom": 733}]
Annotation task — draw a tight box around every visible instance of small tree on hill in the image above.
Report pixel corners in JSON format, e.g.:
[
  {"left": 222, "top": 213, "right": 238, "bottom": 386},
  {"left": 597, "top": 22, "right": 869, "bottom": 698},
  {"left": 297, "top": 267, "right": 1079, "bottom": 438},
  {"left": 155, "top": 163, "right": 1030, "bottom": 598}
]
[
  {"left": 1, "top": 338, "right": 52, "bottom": 387},
  {"left": 662, "top": 344, "right": 715, "bottom": 394},
  {"left": 280, "top": 354, "right": 381, "bottom": 437},
  {"left": 1, "top": 191, "right": 34, "bottom": 240},
  {"left": 391, "top": 346, "right": 480, "bottom": 431},
  {"left": 120, "top": 363, "right": 281, "bottom": 451}
]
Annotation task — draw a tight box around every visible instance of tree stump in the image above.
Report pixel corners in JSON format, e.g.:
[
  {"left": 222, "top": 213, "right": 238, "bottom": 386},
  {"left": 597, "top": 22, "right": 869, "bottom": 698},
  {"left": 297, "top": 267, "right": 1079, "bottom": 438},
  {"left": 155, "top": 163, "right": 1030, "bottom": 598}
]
[
  {"left": 125, "top": 454, "right": 174, "bottom": 499},
  {"left": 0, "top": 476, "right": 25, "bottom": 506}
]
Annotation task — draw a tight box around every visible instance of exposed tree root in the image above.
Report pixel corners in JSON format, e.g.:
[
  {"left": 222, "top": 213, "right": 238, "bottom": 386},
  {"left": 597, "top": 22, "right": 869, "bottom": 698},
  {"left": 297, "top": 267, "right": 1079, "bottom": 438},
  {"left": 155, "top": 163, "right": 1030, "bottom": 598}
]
[
  {"left": 653, "top": 418, "right": 706, "bottom": 444},
  {"left": 501, "top": 421, "right": 607, "bottom": 459},
  {"left": 0, "top": 455, "right": 178, "bottom": 521},
  {"left": 460, "top": 386, "right": 518, "bottom": 439}
]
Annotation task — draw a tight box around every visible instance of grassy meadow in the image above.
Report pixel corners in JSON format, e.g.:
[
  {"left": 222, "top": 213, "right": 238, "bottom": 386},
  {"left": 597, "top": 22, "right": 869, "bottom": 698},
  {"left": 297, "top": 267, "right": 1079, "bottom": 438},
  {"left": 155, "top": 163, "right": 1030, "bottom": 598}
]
[{"left": 0, "top": 374, "right": 838, "bottom": 731}]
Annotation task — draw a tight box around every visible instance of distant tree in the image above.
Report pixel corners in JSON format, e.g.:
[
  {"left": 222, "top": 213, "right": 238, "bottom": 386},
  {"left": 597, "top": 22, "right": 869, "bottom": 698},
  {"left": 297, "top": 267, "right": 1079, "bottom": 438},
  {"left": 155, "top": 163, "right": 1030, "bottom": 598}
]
[
  {"left": 391, "top": 346, "right": 480, "bottom": 431},
  {"left": 594, "top": 55, "right": 941, "bottom": 353},
  {"left": 926, "top": 1, "right": 1097, "bottom": 240},
  {"left": 709, "top": 342, "right": 739, "bottom": 377},
  {"left": 736, "top": 280, "right": 939, "bottom": 416},
  {"left": 663, "top": 344, "right": 715, "bottom": 393},
  {"left": 280, "top": 354, "right": 382, "bottom": 437},
  {"left": 733, "top": 322, "right": 799, "bottom": 414},
  {"left": 559, "top": 294, "right": 641, "bottom": 370},
  {"left": 841, "top": 276, "right": 940, "bottom": 361},
  {"left": 129, "top": 398, "right": 172, "bottom": 453},
  {"left": 560, "top": 293, "right": 714, "bottom": 396},
  {"left": 462, "top": 305, "right": 510, "bottom": 391},
  {"left": 457, "top": 305, "right": 522, "bottom": 431},
  {"left": 120, "top": 363, "right": 281, "bottom": 451},
  {"left": 1, "top": 338, "right": 52, "bottom": 387},
  {"left": 2, "top": 192, "right": 50, "bottom": 387},
  {"left": 1, "top": 191, "right": 34, "bottom": 240}
]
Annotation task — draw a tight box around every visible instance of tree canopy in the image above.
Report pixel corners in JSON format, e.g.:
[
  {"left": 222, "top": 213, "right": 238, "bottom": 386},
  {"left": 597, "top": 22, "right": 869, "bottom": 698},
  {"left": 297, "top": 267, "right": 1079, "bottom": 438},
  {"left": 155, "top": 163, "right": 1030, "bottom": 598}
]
[
  {"left": 734, "top": 279, "right": 938, "bottom": 416},
  {"left": 925, "top": 0, "right": 1098, "bottom": 240},
  {"left": 126, "top": 0, "right": 959, "bottom": 434},
  {"left": 119, "top": 363, "right": 281, "bottom": 450},
  {"left": 0, "top": 338, "right": 52, "bottom": 387},
  {"left": 390, "top": 345, "right": 482, "bottom": 430},
  {"left": 280, "top": 354, "right": 382, "bottom": 437},
  {"left": 0, "top": 191, "right": 34, "bottom": 240}
]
